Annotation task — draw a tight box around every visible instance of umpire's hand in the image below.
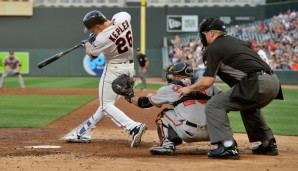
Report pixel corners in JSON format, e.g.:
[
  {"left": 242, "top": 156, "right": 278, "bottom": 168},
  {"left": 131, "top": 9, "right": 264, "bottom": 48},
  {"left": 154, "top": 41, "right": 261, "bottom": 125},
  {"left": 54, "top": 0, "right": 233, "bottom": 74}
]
[{"left": 179, "top": 87, "right": 192, "bottom": 96}]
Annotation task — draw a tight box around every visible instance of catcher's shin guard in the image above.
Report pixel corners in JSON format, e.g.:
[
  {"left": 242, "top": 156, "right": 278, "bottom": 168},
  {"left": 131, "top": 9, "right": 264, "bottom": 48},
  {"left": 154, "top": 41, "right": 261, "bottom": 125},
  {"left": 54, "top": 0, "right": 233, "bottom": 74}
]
[
  {"left": 156, "top": 109, "right": 182, "bottom": 146},
  {"left": 156, "top": 112, "right": 167, "bottom": 143}
]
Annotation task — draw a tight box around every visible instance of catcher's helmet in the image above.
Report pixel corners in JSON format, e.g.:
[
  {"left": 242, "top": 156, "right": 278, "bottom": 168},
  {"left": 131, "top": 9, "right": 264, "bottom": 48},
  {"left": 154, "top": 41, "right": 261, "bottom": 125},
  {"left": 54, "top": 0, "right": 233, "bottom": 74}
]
[
  {"left": 166, "top": 62, "right": 193, "bottom": 83},
  {"left": 83, "top": 10, "right": 107, "bottom": 32},
  {"left": 165, "top": 64, "right": 174, "bottom": 83},
  {"left": 198, "top": 18, "right": 226, "bottom": 46}
]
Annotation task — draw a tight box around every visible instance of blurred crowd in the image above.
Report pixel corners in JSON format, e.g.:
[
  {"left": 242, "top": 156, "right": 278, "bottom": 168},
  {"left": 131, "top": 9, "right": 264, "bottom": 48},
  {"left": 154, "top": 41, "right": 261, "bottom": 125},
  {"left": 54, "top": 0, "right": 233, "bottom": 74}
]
[{"left": 168, "top": 9, "right": 298, "bottom": 71}]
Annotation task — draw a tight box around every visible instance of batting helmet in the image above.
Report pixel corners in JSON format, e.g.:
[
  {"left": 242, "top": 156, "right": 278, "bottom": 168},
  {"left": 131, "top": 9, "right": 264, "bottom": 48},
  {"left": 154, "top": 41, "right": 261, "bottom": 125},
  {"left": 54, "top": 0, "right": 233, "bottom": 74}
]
[
  {"left": 198, "top": 18, "right": 226, "bottom": 46},
  {"left": 166, "top": 62, "right": 193, "bottom": 83},
  {"left": 83, "top": 10, "right": 107, "bottom": 32}
]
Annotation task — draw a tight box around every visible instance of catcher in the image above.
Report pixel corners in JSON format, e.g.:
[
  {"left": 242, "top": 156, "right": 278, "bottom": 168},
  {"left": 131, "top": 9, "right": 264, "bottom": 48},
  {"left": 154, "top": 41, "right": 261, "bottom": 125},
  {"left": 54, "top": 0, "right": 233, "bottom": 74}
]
[{"left": 112, "top": 61, "right": 222, "bottom": 155}]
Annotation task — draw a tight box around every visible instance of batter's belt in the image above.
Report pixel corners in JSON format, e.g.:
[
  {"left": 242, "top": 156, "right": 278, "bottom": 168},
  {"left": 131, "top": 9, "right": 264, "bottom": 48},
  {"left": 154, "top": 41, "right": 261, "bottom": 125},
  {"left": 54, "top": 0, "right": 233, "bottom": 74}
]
[{"left": 110, "top": 60, "right": 133, "bottom": 64}]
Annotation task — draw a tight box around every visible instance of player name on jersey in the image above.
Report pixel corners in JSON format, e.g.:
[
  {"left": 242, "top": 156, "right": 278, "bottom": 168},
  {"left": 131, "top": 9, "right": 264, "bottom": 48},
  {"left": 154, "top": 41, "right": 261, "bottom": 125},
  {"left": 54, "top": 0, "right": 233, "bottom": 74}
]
[{"left": 108, "top": 20, "right": 130, "bottom": 42}]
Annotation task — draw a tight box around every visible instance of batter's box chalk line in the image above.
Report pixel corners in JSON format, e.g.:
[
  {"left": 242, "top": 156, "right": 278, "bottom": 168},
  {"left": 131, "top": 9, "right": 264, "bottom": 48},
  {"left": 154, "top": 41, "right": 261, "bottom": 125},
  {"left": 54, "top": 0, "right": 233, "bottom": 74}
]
[{"left": 24, "top": 145, "right": 61, "bottom": 149}]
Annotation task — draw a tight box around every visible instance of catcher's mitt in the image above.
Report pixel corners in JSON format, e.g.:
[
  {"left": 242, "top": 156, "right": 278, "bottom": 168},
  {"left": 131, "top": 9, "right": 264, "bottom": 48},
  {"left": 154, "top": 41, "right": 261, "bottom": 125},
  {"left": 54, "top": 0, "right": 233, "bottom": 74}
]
[{"left": 112, "top": 74, "right": 135, "bottom": 103}]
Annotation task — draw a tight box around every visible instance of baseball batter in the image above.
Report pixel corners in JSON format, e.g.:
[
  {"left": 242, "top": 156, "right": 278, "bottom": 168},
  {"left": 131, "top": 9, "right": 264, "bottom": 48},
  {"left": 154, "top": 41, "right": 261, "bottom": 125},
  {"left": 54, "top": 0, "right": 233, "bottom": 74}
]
[
  {"left": 127, "top": 62, "right": 222, "bottom": 155},
  {"left": 0, "top": 51, "right": 25, "bottom": 89},
  {"left": 64, "top": 10, "right": 147, "bottom": 147}
]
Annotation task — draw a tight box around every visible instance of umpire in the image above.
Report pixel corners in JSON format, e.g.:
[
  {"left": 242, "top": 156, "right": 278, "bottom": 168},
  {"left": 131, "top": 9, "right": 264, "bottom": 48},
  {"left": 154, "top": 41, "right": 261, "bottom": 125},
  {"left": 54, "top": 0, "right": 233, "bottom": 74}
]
[
  {"left": 136, "top": 48, "right": 149, "bottom": 90},
  {"left": 180, "top": 18, "right": 283, "bottom": 159}
]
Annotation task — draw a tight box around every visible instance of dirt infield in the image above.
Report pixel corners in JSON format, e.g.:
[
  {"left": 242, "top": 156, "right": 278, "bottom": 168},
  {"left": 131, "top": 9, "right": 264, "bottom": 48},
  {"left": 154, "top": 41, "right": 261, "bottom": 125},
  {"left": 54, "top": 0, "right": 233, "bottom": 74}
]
[{"left": 0, "top": 88, "right": 297, "bottom": 171}]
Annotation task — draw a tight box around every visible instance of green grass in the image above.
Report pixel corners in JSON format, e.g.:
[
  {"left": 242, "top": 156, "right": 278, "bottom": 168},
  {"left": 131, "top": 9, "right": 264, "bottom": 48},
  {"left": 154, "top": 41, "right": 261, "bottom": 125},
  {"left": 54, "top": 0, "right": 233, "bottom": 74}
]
[
  {"left": 1, "top": 77, "right": 297, "bottom": 136},
  {"left": 3, "top": 76, "right": 167, "bottom": 89},
  {"left": 2, "top": 77, "right": 99, "bottom": 88},
  {"left": 0, "top": 95, "right": 96, "bottom": 128},
  {"left": 135, "top": 83, "right": 165, "bottom": 90}
]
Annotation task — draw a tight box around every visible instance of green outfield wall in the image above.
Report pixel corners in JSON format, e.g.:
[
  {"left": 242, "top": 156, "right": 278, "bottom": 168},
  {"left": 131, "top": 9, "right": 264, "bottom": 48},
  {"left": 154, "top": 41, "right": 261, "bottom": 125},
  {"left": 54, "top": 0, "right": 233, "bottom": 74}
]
[{"left": 0, "top": 2, "right": 297, "bottom": 78}]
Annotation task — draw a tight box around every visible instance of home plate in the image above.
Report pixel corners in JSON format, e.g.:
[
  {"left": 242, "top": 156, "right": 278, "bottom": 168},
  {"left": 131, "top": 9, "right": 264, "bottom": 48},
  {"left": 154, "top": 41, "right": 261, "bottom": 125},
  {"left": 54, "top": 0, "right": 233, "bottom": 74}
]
[{"left": 24, "top": 145, "right": 61, "bottom": 149}]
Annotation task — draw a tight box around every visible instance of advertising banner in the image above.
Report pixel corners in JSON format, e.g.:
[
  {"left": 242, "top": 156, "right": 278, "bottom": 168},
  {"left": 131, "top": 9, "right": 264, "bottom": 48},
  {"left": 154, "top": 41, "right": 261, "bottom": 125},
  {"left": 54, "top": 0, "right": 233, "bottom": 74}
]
[
  {"left": 83, "top": 54, "right": 106, "bottom": 76},
  {"left": 167, "top": 15, "right": 198, "bottom": 32},
  {"left": 0, "top": 52, "right": 29, "bottom": 74}
]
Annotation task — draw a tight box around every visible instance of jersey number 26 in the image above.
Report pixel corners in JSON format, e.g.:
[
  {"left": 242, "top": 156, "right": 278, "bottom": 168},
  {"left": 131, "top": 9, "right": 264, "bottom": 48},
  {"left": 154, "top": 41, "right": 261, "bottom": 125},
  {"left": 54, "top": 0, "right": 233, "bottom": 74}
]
[{"left": 115, "top": 30, "right": 132, "bottom": 54}]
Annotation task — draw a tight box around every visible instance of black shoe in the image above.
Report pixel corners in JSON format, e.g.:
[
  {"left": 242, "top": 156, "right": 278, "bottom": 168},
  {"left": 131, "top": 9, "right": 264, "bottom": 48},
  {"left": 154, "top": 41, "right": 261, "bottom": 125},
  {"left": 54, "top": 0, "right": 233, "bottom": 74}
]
[
  {"left": 150, "top": 144, "right": 176, "bottom": 155},
  {"left": 130, "top": 124, "right": 147, "bottom": 148},
  {"left": 252, "top": 138, "right": 278, "bottom": 156},
  {"left": 208, "top": 140, "right": 240, "bottom": 159}
]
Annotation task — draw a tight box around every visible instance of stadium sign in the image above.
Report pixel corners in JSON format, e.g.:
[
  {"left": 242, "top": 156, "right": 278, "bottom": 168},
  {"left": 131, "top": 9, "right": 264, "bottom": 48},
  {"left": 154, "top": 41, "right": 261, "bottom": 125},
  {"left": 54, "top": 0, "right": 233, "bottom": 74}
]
[
  {"left": 148, "top": 0, "right": 265, "bottom": 7},
  {"left": 167, "top": 15, "right": 198, "bottom": 32},
  {"left": 234, "top": 16, "right": 256, "bottom": 21}
]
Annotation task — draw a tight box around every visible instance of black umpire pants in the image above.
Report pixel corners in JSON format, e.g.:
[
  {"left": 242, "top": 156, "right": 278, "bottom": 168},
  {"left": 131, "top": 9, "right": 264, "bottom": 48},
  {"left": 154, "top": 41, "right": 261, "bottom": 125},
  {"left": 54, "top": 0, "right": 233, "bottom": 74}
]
[{"left": 205, "top": 74, "right": 280, "bottom": 144}]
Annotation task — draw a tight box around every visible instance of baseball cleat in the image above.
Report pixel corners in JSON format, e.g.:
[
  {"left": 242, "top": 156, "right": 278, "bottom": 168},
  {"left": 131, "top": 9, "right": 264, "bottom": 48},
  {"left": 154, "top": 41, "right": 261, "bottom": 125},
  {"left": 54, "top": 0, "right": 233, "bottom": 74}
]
[
  {"left": 252, "top": 138, "right": 278, "bottom": 156},
  {"left": 208, "top": 140, "right": 240, "bottom": 159},
  {"left": 63, "top": 133, "right": 91, "bottom": 143},
  {"left": 130, "top": 124, "right": 147, "bottom": 148},
  {"left": 150, "top": 145, "right": 176, "bottom": 155}
]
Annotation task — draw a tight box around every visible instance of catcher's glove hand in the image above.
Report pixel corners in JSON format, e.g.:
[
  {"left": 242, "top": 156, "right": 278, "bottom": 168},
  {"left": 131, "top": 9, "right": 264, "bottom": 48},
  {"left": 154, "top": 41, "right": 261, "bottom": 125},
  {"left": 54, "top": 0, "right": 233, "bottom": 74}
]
[{"left": 112, "top": 74, "right": 135, "bottom": 103}]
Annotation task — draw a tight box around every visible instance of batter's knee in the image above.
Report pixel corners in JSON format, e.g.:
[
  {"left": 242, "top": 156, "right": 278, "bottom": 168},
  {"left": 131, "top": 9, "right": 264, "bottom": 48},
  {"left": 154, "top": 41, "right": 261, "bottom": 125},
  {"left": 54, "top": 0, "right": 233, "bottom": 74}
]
[{"left": 102, "top": 103, "right": 114, "bottom": 111}]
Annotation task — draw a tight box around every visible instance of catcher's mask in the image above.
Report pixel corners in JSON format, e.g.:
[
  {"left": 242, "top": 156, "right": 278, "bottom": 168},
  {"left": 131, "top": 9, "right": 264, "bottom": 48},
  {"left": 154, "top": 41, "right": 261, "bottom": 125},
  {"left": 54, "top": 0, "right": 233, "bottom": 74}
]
[
  {"left": 198, "top": 18, "right": 226, "bottom": 46},
  {"left": 166, "top": 62, "right": 193, "bottom": 83}
]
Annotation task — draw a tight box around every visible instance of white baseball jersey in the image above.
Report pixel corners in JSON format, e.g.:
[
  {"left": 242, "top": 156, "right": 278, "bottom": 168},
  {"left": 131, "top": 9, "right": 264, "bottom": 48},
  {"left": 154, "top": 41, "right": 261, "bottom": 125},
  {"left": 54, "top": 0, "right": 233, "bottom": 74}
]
[
  {"left": 4, "top": 56, "right": 21, "bottom": 70},
  {"left": 258, "top": 49, "right": 269, "bottom": 64},
  {"left": 149, "top": 78, "right": 222, "bottom": 126},
  {"left": 73, "top": 12, "right": 141, "bottom": 140},
  {"left": 90, "top": 12, "right": 133, "bottom": 63}
]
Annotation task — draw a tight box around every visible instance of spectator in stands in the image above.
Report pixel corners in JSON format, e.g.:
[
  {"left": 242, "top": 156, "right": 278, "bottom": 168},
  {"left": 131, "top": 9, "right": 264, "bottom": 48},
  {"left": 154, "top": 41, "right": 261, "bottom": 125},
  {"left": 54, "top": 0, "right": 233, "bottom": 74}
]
[
  {"left": 291, "top": 56, "right": 298, "bottom": 70},
  {"left": 268, "top": 40, "right": 276, "bottom": 51},
  {"left": 171, "top": 35, "right": 181, "bottom": 46},
  {"left": 281, "top": 60, "right": 291, "bottom": 70},
  {"left": 168, "top": 46, "right": 175, "bottom": 63},
  {"left": 252, "top": 38, "right": 258, "bottom": 49},
  {"left": 245, "top": 37, "right": 252, "bottom": 48},
  {"left": 255, "top": 45, "right": 270, "bottom": 64},
  {"left": 166, "top": 10, "right": 298, "bottom": 71}
]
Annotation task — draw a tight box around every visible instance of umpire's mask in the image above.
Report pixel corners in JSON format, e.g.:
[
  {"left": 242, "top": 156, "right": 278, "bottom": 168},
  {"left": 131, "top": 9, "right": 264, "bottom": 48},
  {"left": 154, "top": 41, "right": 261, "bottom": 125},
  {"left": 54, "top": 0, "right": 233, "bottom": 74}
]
[{"left": 198, "top": 18, "right": 226, "bottom": 46}]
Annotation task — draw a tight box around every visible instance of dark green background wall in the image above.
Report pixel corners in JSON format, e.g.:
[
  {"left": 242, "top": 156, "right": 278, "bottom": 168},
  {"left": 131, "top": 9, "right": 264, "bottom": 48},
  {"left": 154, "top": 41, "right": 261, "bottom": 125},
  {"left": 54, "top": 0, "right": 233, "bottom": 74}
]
[{"left": 0, "top": 1, "right": 297, "bottom": 77}]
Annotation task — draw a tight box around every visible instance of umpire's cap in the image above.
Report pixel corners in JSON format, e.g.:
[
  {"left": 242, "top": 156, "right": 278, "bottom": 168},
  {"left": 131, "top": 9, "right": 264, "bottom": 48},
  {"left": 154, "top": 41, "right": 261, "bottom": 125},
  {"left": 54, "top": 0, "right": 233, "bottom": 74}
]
[
  {"left": 199, "top": 18, "right": 226, "bottom": 33},
  {"left": 83, "top": 10, "right": 107, "bottom": 33},
  {"left": 198, "top": 18, "right": 226, "bottom": 46}
]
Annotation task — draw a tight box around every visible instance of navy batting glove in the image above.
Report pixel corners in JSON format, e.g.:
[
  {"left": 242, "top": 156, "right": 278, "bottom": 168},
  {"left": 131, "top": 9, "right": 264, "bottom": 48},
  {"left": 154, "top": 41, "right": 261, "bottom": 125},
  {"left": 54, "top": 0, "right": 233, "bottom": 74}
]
[
  {"left": 88, "top": 33, "right": 97, "bottom": 43},
  {"left": 81, "top": 39, "right": 88, "bottom": 45}
]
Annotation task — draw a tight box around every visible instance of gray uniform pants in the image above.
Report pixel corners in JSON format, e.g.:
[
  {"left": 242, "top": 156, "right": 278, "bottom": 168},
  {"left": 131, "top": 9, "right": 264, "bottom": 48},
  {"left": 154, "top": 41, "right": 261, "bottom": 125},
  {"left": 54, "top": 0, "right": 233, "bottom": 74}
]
[
  {"left": 0, "top": 68, "right": 25, "bottom": 88},
  {"left": 139, "top": 67, "right": 147, "bottom": 90},
  {"left": 205, "top": 74, "right": 280, "bottom": 144},
  {"left": 160, "top": 109, "right": 209, "bottom": 146}
]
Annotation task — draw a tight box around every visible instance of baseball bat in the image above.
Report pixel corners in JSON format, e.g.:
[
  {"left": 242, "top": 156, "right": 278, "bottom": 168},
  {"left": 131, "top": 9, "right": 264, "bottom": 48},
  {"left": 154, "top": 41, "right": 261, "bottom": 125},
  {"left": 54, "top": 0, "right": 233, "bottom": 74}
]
[{"left": 37, "top": 43, "right": 83, "bottom": 69}]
